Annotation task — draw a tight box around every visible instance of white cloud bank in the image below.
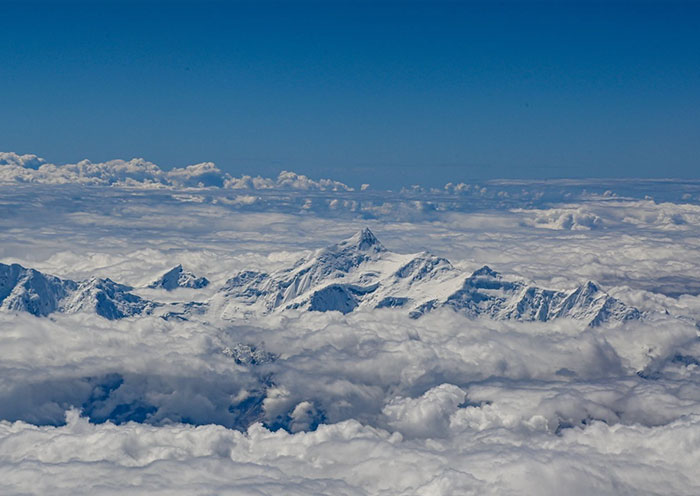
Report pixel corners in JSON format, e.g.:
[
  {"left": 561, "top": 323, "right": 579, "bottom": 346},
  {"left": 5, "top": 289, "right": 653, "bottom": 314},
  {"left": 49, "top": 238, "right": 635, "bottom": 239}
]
[
  {"left": 4, "top": 152, "right": 700, "bottom": 206},
  {"left": 0, "top": 303, "right": 699, "bottom": 494},
  {"left": 0, "top": 152, "right": 353, "bottom": 191},
  {"left": 2, "top": 406, "right": 699, "bottom": 495},
  {"left": 2, "top": 157, "right": 700, "bottom": 494}
]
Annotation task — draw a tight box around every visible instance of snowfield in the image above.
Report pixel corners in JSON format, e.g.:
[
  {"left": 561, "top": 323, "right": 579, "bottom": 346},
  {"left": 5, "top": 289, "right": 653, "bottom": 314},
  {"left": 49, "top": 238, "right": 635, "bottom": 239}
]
[{"left": 2, "top": 154, "right": 700, "bottom": 495}]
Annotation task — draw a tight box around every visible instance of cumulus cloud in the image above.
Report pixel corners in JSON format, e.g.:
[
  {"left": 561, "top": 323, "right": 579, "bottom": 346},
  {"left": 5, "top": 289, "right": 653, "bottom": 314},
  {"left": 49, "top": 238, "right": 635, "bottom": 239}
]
[
  {"left": 383, "top": 384, "right": 466, "bottom": 438},
  {"left": 516, "top": 200, "right": 700, "bottom": 231},
  {"left": 0, "top": 151, "right": 354, "bottom": 191},
  {"left": 225, "top": 170, "right": 354, "bottom": 192}
]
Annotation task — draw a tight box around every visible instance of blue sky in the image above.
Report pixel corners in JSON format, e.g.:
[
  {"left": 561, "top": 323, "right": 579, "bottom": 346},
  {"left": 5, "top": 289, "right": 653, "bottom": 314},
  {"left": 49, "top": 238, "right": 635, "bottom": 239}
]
[{"left": 1, "top": 0, "right": 698, "bottom": 188}]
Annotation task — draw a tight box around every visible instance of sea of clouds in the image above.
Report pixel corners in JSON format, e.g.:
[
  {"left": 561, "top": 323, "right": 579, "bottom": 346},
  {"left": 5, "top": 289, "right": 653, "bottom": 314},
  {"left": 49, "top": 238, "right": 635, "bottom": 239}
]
[{"left": 2, "top": 153, "right": 700, "bottom": 494}]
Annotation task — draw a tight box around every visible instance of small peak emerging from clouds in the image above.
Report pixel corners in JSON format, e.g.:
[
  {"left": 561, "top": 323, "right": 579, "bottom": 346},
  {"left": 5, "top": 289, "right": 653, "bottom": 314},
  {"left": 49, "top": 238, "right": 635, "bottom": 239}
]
[{"left": 149, "top": 265, "right": 209, "bottom": 291}]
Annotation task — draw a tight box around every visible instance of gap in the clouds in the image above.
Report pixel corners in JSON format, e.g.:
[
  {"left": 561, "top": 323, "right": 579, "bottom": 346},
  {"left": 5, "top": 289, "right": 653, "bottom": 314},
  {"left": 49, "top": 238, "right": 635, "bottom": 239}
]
[
  {"left": 12, "top": 370, "right": 328, "bottom": 434},
  {"left": 6, "top": 371, "right": 268, "bottom": 430}
]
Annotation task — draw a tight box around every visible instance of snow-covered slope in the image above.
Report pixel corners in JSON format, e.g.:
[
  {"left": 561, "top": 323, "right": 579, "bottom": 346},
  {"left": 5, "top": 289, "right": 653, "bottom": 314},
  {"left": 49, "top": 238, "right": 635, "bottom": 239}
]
[
  {"left": 0, "top": 263, "right": 155, "bottom": 319},
  {"left": 218, "top": 228, "right": 642, "bottom": 327},
  {"left": 148, "top": 264, "right": 209, "bottom": 291},
  {"left": 437, "top": 266, "right": 640, "bottom": 325},
  {"left": 217, "top": 228, "right": 390, "bottom": 316}
]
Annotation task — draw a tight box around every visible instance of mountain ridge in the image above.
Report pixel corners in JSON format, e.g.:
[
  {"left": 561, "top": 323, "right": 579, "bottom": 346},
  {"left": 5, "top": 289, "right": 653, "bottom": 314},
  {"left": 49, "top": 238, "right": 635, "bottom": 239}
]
[
  {"left": 217, "top": 228, "right": 643, "bottom": 327},
  {"left": 0, "top": 263, "right": 155, "bottom": 319}
]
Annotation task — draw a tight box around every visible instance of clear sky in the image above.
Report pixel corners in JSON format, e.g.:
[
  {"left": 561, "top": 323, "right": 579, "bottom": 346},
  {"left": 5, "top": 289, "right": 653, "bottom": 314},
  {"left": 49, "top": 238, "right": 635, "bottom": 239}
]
[{"left": 1, "top": 0, "right": 698, "bottom": 188}]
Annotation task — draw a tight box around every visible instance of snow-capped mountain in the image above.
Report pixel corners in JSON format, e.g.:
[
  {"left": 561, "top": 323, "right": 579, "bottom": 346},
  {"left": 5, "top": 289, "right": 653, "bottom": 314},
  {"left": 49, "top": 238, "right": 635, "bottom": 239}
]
[
  {"left": 1, "top": 229, "right": 644, "bottom": 326},
  {"left": 218, "top": 228, "right": 389, "bottom": 316},
  {"left": 218, "top": 228, "right": 642, "bottom": 327},
  {"left": 62, "top": 277, "right": 158, "bottom": 319},
  {"left": 0, "top": 263, "right": 156, "bottom": 319},
  {"left": 149, "top": 264, "right": 209, "bottom": 291},
  {"left": 0, "top": 263, "right": 76, "bottom": 316}
]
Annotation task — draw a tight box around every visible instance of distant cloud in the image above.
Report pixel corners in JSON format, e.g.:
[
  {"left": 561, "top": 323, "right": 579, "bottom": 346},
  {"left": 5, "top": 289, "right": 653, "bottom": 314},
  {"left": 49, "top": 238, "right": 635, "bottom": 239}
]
[
  {"left": 225, "top": 170, "right": 353, "bottom": 192},
  {"left": 0, "top": 152, "right": 353, "bottom": 191}
]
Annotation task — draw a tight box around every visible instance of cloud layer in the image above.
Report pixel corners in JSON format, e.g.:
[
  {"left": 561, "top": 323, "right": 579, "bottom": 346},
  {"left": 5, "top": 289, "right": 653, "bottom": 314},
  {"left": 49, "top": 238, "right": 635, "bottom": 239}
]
[
  {"left": 1, "top": 161, "right": 700, "bottom": 494},
  {"left": 2, "top": 406, "right": 700, "bottom": 495}
]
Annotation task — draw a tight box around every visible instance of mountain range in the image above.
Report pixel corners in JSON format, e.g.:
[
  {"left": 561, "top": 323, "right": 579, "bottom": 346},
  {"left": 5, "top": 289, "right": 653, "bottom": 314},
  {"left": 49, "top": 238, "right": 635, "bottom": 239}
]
[
  {"left": 1, "top": 229, "right": 643, "bottom": 326},
  {"left": 216, "top": 228, "right": 642, "bottom": 327}
]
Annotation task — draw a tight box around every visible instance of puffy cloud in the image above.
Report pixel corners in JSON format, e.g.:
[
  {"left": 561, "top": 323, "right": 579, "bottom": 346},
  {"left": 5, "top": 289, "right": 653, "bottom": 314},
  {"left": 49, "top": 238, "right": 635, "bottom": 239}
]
[
  {"left": 383, "top": 384, "right": 466, "bottom": 438},
  {"left": 517, "top": 200, "right": 700, "bottom": 231},
  {"left": 2, "top": 408, "right": 700, "bottom": 495},
  {"left": 0, "top": 152, "right": 353, "bottom": 191},
  {"left": 0, "top": 152, "right": 46, "bottom": 169},
  {"left": 224, "top": 170, "right": 354, "bottom": 191},
  {"left": 166, "top": 161, "right": 226, "bottom": 188}
]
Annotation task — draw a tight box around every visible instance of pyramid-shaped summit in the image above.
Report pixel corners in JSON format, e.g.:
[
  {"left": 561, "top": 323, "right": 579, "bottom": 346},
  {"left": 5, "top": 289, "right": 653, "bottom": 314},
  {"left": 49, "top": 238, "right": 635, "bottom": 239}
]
[
  {"left": 337, "top": 227, "right": 385, "bottom": 253},
  {"left": 218, "top": 228, "right": 388, "bottom": 315}
]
